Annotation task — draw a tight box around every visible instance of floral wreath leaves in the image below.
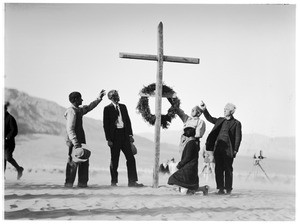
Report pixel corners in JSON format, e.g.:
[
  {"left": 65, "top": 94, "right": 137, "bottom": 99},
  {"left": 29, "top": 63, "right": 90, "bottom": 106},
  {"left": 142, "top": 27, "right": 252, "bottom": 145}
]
[{"left": 136, "top": 83, "right": 180, "bottom": 129}]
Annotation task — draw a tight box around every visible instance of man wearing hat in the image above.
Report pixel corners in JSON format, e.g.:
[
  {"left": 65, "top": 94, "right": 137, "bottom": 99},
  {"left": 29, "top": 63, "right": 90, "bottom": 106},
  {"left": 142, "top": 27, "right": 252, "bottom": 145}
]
[
  {"left": 4, "top": 102, "right": 24, "bottom": 180},
  {"left": 103, "top": 90, "right": 143, "bottom": 187},
  {"left": 64, "top": 90, "right": 105, "bottom": 188},
  {"left": 200, "top": 102, "right": 242, "bottom": 195}
]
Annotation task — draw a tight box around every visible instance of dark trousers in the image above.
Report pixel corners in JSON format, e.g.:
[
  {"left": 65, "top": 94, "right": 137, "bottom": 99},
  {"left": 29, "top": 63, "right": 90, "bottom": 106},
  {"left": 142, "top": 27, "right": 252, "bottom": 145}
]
[
  {"left": 110, "top": 128, "right": 138, "bottom": 184},
  {"left": 214, "top": 140, "right": 234, "bottom": 191},
  {"left": 65, "top": 145, "right": 89, "bottom": 186},
  {"left": 4, "top": 142, "right": 21, "bottom": 171}
]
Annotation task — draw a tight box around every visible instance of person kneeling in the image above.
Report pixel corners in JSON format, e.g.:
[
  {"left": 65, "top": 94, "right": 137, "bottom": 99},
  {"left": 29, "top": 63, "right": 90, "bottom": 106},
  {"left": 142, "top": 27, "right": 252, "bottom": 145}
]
[{"left": 167, "top": 127, "right": 209, "bottom": 195}]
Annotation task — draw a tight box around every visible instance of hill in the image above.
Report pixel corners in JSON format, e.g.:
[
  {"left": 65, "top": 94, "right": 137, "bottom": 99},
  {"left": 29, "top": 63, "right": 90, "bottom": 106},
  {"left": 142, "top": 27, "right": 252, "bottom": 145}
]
[
  {"left": 139, "top": 130, "right": 295, "bottom": 161},
  {"left": 4, "top": 88, "right": 295, "bottom": 167},
  {"left": 5, "top": 88, "right": 101, "bottom": 137},
  {"left": 4, "top": 88, "right": 181, "bottom": 167}
]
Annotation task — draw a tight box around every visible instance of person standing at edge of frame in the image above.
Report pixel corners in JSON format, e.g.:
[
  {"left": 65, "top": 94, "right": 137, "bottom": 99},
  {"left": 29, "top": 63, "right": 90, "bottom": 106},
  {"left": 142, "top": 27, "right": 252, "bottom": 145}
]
[{"left": 4, "top": 102, "right": 24, "bottom": 180}]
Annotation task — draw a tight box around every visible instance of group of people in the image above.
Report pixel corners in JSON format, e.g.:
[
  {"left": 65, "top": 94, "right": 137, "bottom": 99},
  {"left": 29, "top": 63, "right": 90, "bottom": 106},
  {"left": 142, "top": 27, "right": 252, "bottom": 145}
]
[
  {"left": 64, "top": 89, "right": 143, "bottom": 188},
  {"left": 167, "top": 98, "right": 242, "bottom": 195},
  {"left": 4, "top": 89, "right": 242, "bottom": 195}
]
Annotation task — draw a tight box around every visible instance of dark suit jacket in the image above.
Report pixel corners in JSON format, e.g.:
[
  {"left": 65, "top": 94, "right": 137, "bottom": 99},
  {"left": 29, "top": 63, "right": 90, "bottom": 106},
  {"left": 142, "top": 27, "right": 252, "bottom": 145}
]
[
  {"left": 203, "top": 108, "right": 242, "bottom": 155},
  {"left": 5, "top": 111, "right": 18, "bottom": 148},
  {"left": 103, "top": 103, "right": 133, "bottom": 142}
]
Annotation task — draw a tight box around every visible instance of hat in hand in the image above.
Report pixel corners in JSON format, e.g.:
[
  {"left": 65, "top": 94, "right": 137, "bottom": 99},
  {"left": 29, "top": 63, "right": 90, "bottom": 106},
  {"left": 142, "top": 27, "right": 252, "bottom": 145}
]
[{"left": 72, "top": 147, "right": 91, "bottom": 163}]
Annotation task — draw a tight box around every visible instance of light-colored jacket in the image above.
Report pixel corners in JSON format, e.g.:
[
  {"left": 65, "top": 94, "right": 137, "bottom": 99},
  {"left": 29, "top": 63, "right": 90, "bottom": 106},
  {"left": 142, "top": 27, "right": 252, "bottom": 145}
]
[
  {"left": 177, "top": 108, "right": 206, "bottom": 153},
  {"left": 64, "top": 99, "right": 101, "bottom": 147},
  {"left": 177, "top": 108, "right": 206, "bottom": 139}
]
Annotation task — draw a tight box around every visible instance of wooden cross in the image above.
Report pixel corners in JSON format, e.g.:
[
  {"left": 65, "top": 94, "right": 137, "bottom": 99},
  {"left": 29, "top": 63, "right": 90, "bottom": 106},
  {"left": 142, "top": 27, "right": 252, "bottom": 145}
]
[{"left": 120, "top": 22, "right": 199, "bottom": 188}]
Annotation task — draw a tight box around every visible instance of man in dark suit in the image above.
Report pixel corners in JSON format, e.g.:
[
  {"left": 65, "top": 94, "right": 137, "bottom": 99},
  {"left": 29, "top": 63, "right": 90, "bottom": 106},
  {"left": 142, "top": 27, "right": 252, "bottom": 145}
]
[
  {"left": 103, "top": 90, "right": 143, "bottom": 187},
  {"left": 4, "top": 102, "right": 24, "bottom": 180},
  {"left": 200, "top": 101, "right": 242, "bottom": 195}
]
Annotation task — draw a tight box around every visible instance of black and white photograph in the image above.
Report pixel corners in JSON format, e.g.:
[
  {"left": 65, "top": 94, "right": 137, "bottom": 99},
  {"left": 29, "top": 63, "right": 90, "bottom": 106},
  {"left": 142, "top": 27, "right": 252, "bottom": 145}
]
[{"left": 2, "top": 1, "right": 297, "bottom": 221}]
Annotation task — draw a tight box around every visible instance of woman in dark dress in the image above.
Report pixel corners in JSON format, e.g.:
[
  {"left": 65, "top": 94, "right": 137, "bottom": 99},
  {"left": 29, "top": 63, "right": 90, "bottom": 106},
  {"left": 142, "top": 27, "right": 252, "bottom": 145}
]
[{"left": 168, "top": 127, "right": 209, "bottom": 195}]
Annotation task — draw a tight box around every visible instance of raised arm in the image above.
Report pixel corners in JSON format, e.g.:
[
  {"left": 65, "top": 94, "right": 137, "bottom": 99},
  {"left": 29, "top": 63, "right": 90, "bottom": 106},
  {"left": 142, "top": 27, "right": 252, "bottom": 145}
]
[
  {"left": 176, "top": 108, "right": 189, "bottom": 123},
  {"left": 200, "top": 101, "right": 218, "bottom": 124},
  {"left": 82, "top": 90, "right": 106, "bottom": 115},
  {"left": 167, "top": 97, "right": 188, "bottom": 123}
]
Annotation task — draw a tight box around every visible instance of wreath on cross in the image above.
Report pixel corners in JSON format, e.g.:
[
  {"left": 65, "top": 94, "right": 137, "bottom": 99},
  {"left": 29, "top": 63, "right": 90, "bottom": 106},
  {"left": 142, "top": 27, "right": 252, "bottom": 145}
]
[{"left": 136, "top": 83, "right": 180, "bottom": 129}]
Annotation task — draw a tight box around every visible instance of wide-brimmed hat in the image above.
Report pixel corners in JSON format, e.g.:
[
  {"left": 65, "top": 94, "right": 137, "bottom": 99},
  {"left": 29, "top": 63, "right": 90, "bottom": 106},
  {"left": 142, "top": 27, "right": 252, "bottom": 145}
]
[
  {"left": 183, "top": 126, "right": 196, "bottom": 137},
  {"left": 72, "top": 147, "right": 91, "bottom": 163}
]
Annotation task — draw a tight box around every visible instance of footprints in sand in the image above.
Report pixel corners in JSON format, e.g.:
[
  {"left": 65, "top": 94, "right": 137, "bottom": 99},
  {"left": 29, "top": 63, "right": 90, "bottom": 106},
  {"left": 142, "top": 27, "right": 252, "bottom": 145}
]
[{"left": 4, "top": 181, "right": 295, "bottom": 220}]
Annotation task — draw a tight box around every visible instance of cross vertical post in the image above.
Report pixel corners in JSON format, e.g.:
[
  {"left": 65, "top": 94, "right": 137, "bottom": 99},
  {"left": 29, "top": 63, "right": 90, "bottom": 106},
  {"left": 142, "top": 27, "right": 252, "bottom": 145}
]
[
  {"left": 153, "top": 22, "right": 164, "bottom": 188},
  {"left": 119, "top": 22, "right": 199, "bottom": 188}
]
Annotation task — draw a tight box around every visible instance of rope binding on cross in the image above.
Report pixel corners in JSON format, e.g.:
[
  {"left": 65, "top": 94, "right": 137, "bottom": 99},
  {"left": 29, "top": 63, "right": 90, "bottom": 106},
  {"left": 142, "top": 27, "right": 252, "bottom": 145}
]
[{"left": 136, "top": 83, "right": 180, "bottom": 129}]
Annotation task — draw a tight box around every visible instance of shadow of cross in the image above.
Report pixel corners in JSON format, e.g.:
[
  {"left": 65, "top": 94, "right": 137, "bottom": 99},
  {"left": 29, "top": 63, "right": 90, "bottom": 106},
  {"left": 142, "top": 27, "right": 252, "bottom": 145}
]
[{"left": 119, "top": 22, "right": 200, "bottom": 188}]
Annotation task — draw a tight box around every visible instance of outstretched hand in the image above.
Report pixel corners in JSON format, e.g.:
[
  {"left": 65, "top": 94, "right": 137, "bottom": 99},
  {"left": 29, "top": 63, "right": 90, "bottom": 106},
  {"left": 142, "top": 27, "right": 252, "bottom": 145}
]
[
  {"left": 200, "top": 100, "right": 206, "bottom": 111},
  {"left": 99, "top": 89, "right": 106, "bottom": 100}
]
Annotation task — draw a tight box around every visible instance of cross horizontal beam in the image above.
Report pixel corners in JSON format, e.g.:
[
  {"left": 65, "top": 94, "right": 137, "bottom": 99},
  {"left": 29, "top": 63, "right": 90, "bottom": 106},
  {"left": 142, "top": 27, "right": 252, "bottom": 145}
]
[{"left": 119, "top": 52, "right": 199, "bottom": 64}]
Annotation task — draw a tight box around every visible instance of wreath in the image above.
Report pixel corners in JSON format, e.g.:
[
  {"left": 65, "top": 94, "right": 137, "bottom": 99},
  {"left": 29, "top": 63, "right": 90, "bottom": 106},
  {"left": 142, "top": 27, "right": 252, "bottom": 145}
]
[{"left": 136, "top": 83, "right": 180, "bottom": 129}]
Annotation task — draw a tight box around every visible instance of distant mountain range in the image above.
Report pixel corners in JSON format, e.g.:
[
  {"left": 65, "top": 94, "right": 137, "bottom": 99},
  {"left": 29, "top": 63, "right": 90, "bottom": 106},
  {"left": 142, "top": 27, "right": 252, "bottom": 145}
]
[
  {"left": 138, "top": 130, "right": 296, "bottom": 161},
  {"left": 4, "top": 88, "right": 295, "bottom": 161},
  {"left": 4, "top": 88, "right": 180, "bottom": 165}
]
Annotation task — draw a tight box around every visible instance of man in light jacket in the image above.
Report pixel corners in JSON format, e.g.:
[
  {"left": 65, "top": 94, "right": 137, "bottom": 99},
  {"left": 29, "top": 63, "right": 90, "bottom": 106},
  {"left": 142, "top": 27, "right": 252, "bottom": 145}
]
[{"left": 64, "top": 90, "right": 105, "bottom": 188}]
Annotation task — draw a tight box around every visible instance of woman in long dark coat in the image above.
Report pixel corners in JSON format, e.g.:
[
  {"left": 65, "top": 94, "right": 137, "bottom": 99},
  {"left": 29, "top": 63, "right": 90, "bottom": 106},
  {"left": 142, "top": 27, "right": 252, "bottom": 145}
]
[{"left": 168, "top": 127, "right": 209, "bottom": 195}]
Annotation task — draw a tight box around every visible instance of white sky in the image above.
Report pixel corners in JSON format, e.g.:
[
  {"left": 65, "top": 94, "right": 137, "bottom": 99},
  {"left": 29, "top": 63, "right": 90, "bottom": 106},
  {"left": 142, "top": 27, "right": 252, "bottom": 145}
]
[{"left": 3, "top": 2, "right": 296, "bottom": 137}]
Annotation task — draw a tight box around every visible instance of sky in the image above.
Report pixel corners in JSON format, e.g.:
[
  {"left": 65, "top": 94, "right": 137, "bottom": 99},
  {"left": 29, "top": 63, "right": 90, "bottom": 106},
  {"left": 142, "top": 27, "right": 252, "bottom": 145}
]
[{"left": 3, "top": 2, "right": 296, "bottom": 138}]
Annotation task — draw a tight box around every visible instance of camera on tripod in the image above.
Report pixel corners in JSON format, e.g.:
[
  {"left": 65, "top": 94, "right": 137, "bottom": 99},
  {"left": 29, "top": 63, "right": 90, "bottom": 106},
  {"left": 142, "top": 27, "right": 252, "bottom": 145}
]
[
  {"left": 247, "top": 150, "right": 272, "bottom": 183},
  {"left": 253, "top": 150, "right": 266, "bottom": 165}
]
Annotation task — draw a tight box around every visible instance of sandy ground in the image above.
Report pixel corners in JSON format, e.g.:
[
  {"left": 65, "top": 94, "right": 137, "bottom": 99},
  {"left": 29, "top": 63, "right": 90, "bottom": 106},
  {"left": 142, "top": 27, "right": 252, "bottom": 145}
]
[{"left": 3, "top": 167, "right": 295, "bottom": 221}]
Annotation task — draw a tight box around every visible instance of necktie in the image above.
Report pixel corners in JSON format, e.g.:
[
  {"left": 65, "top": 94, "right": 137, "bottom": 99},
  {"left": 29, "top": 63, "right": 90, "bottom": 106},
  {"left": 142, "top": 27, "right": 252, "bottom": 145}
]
[{"left": 116, "top": 105, "right": 120, "bottom": 116}]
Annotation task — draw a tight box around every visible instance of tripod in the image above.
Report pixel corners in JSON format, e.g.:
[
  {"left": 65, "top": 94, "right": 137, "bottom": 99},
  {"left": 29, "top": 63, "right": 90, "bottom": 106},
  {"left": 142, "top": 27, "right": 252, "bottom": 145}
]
[
  {"left": 200, "top": 149, "right": 215, "bottom": 182},
  {"left": 246, "top": 152, "right": 272, "bottom": 183},
  {"left": 200, "top": 162, "right": 214, "bottom": 182}
]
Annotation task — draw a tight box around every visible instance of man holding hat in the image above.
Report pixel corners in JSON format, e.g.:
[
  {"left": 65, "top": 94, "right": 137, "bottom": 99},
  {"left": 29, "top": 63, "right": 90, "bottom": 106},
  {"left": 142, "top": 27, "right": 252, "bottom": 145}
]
[
  {"left": 200, "top": 102, "right": 242, "bottom": 195},
  {"left": 64, "top": 90, "right": 105, "bottom": 188},
  {"left": 103, "top": 90, "right": 143, "bottom": 187}
]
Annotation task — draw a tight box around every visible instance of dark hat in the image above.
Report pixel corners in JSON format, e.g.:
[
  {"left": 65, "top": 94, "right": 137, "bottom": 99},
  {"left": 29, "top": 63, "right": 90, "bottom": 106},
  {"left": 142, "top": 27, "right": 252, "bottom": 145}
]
[
  {"left": 183, "top": 127, "right": 196, "bottom": 137},
  {"left": 72, "top": 147, "right": 91, "bottom": 163},
  {"left": 69, "top": 92, "right": 82, "bottom": 103}
]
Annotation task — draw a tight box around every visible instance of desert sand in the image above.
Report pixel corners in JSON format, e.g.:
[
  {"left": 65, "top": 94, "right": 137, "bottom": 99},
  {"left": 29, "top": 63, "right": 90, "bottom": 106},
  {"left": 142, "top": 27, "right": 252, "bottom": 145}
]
[
  {"left": 3, "top": 134, "right": 296, "bottom": 221},
  {"left": 4, "top": 167, "right": 295, "bottom": 221}
]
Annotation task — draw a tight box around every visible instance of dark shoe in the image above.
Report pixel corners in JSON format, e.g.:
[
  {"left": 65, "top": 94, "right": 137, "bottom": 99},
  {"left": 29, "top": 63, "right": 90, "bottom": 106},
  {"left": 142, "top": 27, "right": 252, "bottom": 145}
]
[
  {"left": 128, "top": 182, "right": 144, "bottom": 187},
  {"left": 226, "top": 189, "right": 232, "bottom": 195},
  {"left": 77, "top": 183, "right": 88, "bottom": 188},
  {"left": 196, "top": 185, "right": 209, "bottom": 195},
  {"left": 216, "top": 189, "right": 225, "bottom": 195},
  {"left": 111, "top": 183, "right": 118, "bottom": 187},
  {"left": 64, "top": 183, "right": 73, "bottom": 188},
  {"left": 17, "top": 167, "right": 24, "bottom": 180},
  {"left": 186, "top": 189, "right": 196, "bottom": 195},
  {"left": 203, "top": 185, "right": 209, "bottom": 196}
]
